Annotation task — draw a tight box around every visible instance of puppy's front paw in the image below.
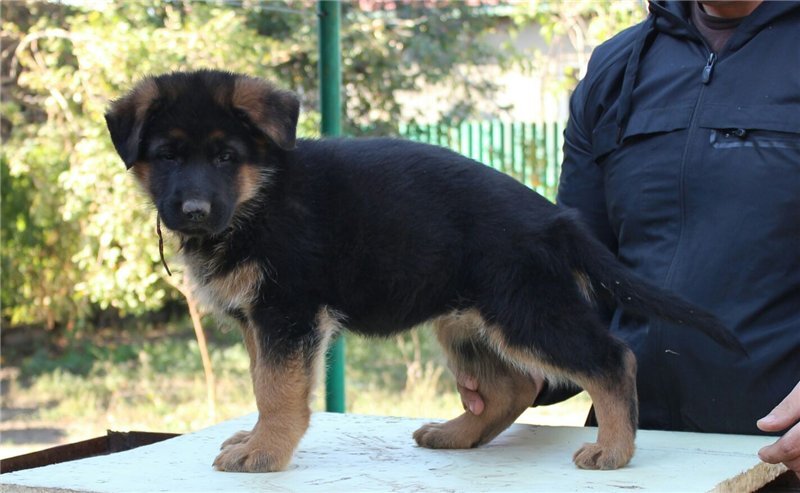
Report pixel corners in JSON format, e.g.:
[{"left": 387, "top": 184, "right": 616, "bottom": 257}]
[
  {"left": 220, "top": 430, "right": 252, "bottom": 450},
  {"left": 212, "top": 440, "right": 291, "bottom": 472},
  {"left": 572, "top": 442, "right": 633, "bottom": 470}
]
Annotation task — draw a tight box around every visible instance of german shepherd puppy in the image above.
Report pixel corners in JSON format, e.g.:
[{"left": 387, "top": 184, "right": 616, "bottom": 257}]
[{"left": 105, "top": 70, "right": 742, "bottom": 473}]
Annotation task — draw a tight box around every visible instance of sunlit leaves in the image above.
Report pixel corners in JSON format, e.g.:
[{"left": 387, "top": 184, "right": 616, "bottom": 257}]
[
  {"left": 3, "top": 0, "right": 641, "bottom": 329},
  {"left": 2, "top": 1, "right": 509, "bottom": 328}
]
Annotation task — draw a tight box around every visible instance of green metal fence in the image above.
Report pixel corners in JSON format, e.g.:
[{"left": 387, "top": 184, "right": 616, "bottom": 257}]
[{"left": 399, "top": 121, "right": 566, "bottom": 202}]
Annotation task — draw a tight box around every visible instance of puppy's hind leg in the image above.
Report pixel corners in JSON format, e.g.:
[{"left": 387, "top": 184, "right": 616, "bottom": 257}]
[
  {"left": 569, "top": 347, "right": 637, "bottom": 470},
  {"left": 482, "top": 288, "right": 638, "bottom": 470},
  {"left": 413, "top": 311, "right": 538, "bottom": 449}
]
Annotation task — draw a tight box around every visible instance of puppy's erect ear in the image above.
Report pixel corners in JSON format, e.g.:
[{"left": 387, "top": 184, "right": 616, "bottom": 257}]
[
  {"left": 104, "top": 77, "right": 160, "bottom": 168},
  {"left": 231, "top": 77, "right": 300, "bottom": 150}
]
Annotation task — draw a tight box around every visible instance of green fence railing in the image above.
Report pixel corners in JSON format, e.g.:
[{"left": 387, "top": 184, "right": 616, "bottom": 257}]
[{"left": 399, "top": 120, "right": 565, "bottom": 202}]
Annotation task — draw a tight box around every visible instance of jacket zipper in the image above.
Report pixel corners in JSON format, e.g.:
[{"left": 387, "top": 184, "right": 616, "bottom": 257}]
[
  {"left": 646, "top": 3, "right": 720, "bottom": 83},
  {"left": 702, "top": 53, "right": 717, "bottom": 84},
  {"left": 648, "top": 4, "right": 720, "bottom": 428},
  {"left": 664, "top": 44, "right": 716, "bottom": 289}
]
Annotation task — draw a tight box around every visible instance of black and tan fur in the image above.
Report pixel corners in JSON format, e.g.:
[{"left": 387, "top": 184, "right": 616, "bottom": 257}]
[{"left": 105, "top": 70, "right": 743, "bottom": 473}]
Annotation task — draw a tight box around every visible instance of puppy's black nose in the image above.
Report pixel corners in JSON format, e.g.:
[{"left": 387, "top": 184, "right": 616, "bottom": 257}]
[{"left": 182, "top": 199, "right": 211, "bottom": 222}]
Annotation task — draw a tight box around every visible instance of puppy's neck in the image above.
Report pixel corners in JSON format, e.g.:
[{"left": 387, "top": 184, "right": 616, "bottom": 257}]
[{"left": 180, "top": 232, "right": 236, "bottom": 283}]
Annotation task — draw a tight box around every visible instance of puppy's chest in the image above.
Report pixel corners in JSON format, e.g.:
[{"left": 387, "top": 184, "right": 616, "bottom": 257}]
[{"left": 185, "top": 255, "right": 264, "bottom": 315}]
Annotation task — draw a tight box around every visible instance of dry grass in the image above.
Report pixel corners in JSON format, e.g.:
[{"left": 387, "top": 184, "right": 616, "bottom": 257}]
[{"left": 1, "top": 330, "right": 592, "bottom": 460}]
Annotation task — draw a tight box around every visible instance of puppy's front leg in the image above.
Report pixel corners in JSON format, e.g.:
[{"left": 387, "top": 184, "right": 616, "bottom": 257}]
[{"left": 214, "top": 322, "right": 319, "bottom": 473}]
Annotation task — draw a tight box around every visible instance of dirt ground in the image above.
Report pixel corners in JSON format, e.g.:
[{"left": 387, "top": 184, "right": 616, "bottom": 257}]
[{"left": 1, "top": 367, "right": 69, "bottom": 460}]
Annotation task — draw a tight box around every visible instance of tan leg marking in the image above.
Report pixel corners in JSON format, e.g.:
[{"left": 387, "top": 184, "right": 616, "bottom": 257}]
[
  {"left": 415, "top": 309, "right": 637, "bottom": 470},
  {"left": 413, "top": 311, "right": 538, "bottom": 449},
  {"left": 219, "top": 324, "right": 259, "bottom": 450},
  {"left": 570, "top": 349, "right": 637, "bottom": 470},
  {"left": 484, "top": 322, "right": 637, "bottom": 469},
  {"left": 215, "top": 307, "right": 339, "bottom": 472},
  {"left": 480, "top": 320, "right": 637, "bottom": 469},
  {"left": 213, "top": 349, "right": 312, "bottom": 472}
]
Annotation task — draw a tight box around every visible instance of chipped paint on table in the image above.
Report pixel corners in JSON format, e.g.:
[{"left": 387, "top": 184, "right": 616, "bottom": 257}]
[{"left": 0, "top": 412, "right": 780, "bottom": 492}]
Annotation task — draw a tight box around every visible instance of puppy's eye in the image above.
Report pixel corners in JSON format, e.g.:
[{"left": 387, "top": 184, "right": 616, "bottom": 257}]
[
  {"left": 215, "top": 150, "right": 237, "bottom": 166},
  {"left": 156, "top": 149, "right": 179, "bottom": 163}
]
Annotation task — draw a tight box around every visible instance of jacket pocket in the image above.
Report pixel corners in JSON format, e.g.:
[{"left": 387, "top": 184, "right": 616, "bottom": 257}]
[
  {"left": 699, "top": 104, "right": 800, "bottom": 151},
  {"left": 591, "top": 107, "right": 694, "bottom": 162},
  {"left": 709, "top": 129, "right": 800, "bottom": 150}
]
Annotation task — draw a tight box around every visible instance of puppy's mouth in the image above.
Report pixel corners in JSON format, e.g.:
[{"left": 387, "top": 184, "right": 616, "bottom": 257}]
[
  {"left": 173, "top": 225, "right": 218, "bottom": 237},
  {"left": 170, "top": 223, "right": 230, "bottom": 239},
  {"left": 157, "top": 219, "right": 231, "bottom": 242},
  {"left": 154, "top": 212, "right": 230, "bottom": 277}
]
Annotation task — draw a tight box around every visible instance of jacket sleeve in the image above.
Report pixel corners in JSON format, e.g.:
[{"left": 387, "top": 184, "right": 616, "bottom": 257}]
[
  {"left": 534, "top": 78, "right": 619, "bottom": 407},
  {"left": 556, "top": 79, "right": 618, "bottom": 252}
]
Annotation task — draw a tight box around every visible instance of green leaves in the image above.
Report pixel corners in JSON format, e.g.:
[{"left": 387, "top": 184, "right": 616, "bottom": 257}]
[
  {"left": 3, "top": 1, "right": 643, "bottom": 329},
  {"left": 3, "top": 1, "right": 513, "bottom": 329}
]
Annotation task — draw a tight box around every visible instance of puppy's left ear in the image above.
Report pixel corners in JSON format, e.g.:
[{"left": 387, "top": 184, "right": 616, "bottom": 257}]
[
  {"left": 232, "top": 77, "right": 300, "bottom": 150},
  {"left": 105, "top": 77, "right": 160, "bottom": 168}
]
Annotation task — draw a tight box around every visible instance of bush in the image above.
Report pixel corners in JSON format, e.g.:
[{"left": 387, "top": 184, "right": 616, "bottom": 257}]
[{"left": 2, "top": 0, "right": 510, "bottom": 330}]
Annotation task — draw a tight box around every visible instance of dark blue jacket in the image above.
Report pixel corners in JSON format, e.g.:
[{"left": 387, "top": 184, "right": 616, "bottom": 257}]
[{"left": 553, "top": 0, "right": 800, "bottom": 434}]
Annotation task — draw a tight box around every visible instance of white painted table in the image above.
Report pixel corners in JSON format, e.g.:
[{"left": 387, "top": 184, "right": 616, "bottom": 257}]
[{"left": 0, "top": 412, "right": 786, "bottom": 492}]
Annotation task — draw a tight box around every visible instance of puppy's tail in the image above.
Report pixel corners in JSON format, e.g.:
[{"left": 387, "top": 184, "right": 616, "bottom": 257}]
[{"left": 556, "top": 211, "right": 747, "bottom": 357}]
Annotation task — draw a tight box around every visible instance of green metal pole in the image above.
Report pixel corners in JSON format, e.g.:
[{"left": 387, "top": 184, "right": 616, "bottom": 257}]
[
  {"left": 319, "top": 1, "right": 341, "bottom": 137},
  {"left": 318, "top": 0, "right": 346, "bottom": 413}
]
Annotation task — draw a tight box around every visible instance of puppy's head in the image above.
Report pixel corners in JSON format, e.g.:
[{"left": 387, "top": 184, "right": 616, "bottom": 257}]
[{"left": 105, "top": 70, "right": 300, "bottom": 237}]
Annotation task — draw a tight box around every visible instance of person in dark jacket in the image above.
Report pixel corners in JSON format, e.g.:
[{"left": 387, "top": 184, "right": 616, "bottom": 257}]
[{"left": 456, "top": 0, "right": 800, "bottom": 477}]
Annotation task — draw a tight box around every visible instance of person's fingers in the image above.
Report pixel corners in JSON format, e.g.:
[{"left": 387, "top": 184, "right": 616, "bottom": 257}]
[
  {"left": 456, "top": 373, "right": 484, "bottom": 415},
  {"left": 459, "top": 374, "right": 478, "bottom": 391},
  {"left": 457, "top": 385, "right": 485, "bottom": 415},
  {"left": 758, "top": 382, "right": 800, "bottom": 433},
  {"left": 758, "top": 421, "right": 800, "bottom": 473}
]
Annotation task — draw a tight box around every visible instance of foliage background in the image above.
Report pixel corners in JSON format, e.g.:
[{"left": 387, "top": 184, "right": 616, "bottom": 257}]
[
  {"left": 1, "top": 0, "right": 645, "bottom": 333},
  {"left": 1, "top": 0, "right": 521, "bottom": 328},
  {"left": 1, "top": 0, "right": 644, "bottom": 455}
]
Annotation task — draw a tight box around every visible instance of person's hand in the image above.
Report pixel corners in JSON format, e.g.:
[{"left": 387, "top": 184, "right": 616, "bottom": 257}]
[
  {"left": 456, "top": 371, "right": 546, "bottom": 416},
  {"left": 456, "top": 373, "right": 485, "bottom": 415},
  {"left": 757, "top": 381, "right": 800, "bottom": 479}
]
